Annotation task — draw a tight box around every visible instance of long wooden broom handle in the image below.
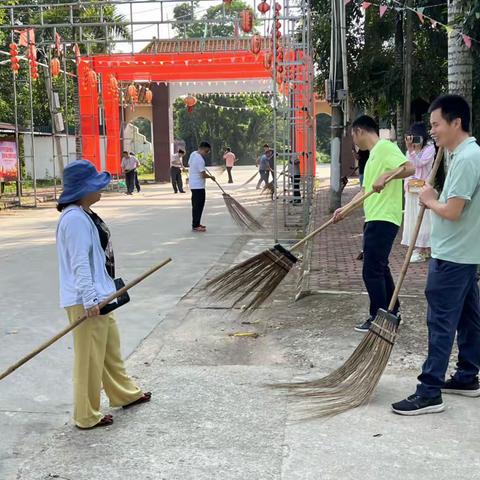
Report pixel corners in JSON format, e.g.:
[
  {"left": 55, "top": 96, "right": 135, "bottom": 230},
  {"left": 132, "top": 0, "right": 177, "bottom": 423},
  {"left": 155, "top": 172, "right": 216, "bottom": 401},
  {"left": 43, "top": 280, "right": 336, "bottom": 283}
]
[
  {"left": 387, "top": 147, "right": 444, "bottom": 311},
  {"left": 290, "top": 166, "right": 406, "bottom": 252},
  {"left": 204, "top": 168, "right": 228, "bottom": 195},
  {"left": 0, "top": 258, "right": 172, "bottom": 382}
]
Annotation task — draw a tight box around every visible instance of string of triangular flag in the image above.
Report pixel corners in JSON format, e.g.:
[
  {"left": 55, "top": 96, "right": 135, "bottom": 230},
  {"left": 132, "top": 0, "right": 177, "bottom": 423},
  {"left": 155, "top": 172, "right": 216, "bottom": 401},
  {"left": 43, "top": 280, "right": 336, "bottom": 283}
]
[
  {"left": 346, "top": 0, "right": 478, "bottom": 49},
  {"left": 194, "top": 98, "right": 269, "bottom": 112}
]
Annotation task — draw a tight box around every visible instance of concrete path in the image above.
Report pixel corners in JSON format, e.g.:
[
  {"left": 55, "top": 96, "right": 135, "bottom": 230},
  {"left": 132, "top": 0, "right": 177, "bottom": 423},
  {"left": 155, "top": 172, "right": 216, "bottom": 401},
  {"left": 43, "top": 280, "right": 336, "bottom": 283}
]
[
  {"left": 6, "top": 162, "right": 476, "bottom": 480},
  {"left": 0, "top": 166, "right": 268, "bottom": 479}
]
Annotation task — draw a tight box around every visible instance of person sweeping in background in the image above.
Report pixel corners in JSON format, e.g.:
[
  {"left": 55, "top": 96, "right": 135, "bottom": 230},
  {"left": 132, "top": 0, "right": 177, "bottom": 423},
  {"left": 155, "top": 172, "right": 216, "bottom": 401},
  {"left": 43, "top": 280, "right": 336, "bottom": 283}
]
[
  {"left": 56, "top": 160, "right": 151, "bottom": 429},
  {"left": 121, "top": 150, "right": 139, "bottom": 196},
  {"left": 393, "top": 95, "right": 480, "bottom": 416},
  {"left": 401, "top": 122, "right": 435, "bottom": 263},
  {"left": 256, "top": 144, "right": 272, "bottom": 189},
  {"left": 334, "top": 115, "right": 415, "bottom": 333},
  {"left": 170, "top": 148, "right": 186, "bottom": 194},
  {"left": 188, "top": 141, "right": 216, "bottom": 232}
]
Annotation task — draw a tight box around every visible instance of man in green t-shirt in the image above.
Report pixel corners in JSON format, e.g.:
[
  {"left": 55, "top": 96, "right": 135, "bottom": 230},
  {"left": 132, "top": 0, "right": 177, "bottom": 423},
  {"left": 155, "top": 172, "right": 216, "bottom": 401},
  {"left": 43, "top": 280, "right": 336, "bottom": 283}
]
[
  {"left": 393, "top": 95, "right": 480, "bottom": 416},
  {"left": 334, "top": 115, "right": 414, "bottom": 332}
]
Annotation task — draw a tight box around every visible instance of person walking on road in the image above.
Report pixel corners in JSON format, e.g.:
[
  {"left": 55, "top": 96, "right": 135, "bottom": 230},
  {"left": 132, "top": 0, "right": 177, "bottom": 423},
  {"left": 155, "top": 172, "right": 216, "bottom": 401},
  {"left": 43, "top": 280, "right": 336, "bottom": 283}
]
[
  {"left": 121, "top": 151, "right": 139, "bottom": 195},
  {"left": 56, "top": 160, "right": 151, "bottom": 429},
  {"left": 223, "top": 147, "right": 236, "bottom": 184},
  {"left": 170, "top": 148, "right": 186, "bottom": 193},
  {"left": 188, "top": 141, "right": 215, "bottom": 232},
  {"left": 393, "top": 95, "right": 480, "bottom": 416}
]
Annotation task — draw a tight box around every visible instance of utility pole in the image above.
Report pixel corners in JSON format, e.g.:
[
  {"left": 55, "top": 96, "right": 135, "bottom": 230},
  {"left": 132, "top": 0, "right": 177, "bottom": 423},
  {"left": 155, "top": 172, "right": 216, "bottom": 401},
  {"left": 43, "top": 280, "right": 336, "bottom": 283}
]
[
  {"left": 329, "top": 0, "right": 347, "bottom": 212},
  {"left": 402, "top": 0, "right": 413, "bottom": 146}
]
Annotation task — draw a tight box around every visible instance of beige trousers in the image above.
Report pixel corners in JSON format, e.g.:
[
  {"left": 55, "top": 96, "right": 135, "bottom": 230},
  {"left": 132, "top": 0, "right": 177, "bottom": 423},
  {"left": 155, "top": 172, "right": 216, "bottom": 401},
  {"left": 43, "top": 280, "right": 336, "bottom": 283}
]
[{"left": 66, "top": 305, "right": 142, "bottom": 428}]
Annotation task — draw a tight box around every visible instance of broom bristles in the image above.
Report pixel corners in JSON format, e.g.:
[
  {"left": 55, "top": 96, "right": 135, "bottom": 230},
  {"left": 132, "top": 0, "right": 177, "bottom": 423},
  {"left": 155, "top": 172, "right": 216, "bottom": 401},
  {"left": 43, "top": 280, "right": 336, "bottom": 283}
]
[
  {"left": 223, "top": 193, "right": 264, "bottom": 231},
  {"left": 203, "top": 245, "right": 298, "bottom": 310},
  {"left": 273, "top": 310, "right": 400, "bottom": 417},
  {"left": 242, "top": 171, "right": 259, "bottom": 186}
]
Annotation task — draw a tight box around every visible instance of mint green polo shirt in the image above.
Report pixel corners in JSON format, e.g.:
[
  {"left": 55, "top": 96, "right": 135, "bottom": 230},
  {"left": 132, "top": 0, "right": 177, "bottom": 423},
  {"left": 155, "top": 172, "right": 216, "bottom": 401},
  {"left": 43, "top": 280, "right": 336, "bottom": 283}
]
[
  {"left": 363, "top": 139, "right": 407, "bottom": 226},
  {"left": 431, "top": 137, "right": 480, "bottom": 264}
]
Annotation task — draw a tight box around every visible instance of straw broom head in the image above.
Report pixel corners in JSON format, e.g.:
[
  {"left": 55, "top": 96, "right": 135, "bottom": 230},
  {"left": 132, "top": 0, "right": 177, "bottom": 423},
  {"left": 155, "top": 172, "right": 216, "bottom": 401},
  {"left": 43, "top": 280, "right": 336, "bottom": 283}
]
[
  {"left": 273, "top": 310, "right": 400, "bottom": 418},
  {"left": 203, "top": 243, "right": 298, "bottom": 310},
  {"left": 222, "top": 193, "right": 264, "bottom": 231}
]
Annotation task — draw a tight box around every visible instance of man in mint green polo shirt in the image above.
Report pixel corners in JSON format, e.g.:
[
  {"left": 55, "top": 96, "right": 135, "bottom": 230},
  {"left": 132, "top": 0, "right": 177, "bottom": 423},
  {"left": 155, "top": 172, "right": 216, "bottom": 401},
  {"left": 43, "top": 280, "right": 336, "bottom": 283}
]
[
  {"left": 393, "top": 95, "right": 480, "bottom": 416},
  {"left": 334, "top": 115, "right": 414, "bottom": 332}
]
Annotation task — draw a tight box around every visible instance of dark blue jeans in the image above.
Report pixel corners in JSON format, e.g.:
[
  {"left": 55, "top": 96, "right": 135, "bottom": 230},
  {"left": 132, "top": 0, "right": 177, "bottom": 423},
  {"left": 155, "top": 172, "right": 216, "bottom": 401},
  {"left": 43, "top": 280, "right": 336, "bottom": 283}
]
[
  {"left": 363, "top": 221, "right": 400, "bottom": 318},
  {"left": 416, "top": 259, "right": 480, "bottom": 398}
]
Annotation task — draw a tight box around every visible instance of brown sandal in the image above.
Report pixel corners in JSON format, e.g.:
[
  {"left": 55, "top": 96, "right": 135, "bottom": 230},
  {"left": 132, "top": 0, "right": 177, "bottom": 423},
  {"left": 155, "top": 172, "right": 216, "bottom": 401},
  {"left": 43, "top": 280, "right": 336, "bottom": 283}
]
[
  {"left": 123, "top": 392, "right": 152, "bottom": 409},
  {"left": 76, "top": 414, "right": 113, "bottom": 430}
]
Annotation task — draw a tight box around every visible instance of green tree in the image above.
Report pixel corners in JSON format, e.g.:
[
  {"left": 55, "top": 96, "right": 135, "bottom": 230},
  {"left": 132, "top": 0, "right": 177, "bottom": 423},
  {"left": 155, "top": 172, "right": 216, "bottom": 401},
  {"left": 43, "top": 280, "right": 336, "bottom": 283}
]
[
  {"left": 173, "top": 0, "right": 256, "bottom": 38},
  {"left": 174, "top": 94, "right": 274, "bottom": 165}
]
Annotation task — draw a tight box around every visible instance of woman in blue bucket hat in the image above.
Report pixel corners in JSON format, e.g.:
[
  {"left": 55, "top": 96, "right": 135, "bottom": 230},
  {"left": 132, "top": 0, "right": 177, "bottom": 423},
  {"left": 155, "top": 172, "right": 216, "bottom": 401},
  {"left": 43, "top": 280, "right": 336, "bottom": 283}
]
[{"left": 56, "top": 160, "right": 151, "bottom": 429}]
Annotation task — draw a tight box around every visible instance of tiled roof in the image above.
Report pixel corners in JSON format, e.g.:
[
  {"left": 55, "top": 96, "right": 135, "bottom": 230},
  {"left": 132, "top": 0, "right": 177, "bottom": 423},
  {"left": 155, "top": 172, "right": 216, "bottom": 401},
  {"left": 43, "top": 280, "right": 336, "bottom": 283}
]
[{"left": 141, "top": 37, "right": 271, "bottom": 54}]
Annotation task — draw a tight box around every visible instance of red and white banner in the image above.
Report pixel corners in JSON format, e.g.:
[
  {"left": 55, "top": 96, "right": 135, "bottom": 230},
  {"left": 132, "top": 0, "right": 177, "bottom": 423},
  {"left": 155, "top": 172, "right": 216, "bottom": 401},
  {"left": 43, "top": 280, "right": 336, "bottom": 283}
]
[{"left": 0, "top": 141, "right": 18, "bottom": 181}]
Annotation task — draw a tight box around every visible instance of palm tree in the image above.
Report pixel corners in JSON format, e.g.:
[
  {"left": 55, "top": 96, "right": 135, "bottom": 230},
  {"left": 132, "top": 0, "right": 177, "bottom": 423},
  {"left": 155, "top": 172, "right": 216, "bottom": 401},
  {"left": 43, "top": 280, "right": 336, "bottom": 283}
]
[{"left": 447, "top": 0, "right": 473, "bottom": 107}]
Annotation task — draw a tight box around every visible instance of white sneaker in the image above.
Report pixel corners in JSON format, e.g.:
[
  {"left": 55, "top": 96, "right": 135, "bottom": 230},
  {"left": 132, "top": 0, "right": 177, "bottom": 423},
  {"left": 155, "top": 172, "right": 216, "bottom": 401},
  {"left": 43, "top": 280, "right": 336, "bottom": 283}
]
[{"left": 410, "top": 251, "right": 425, "bottom": 263}]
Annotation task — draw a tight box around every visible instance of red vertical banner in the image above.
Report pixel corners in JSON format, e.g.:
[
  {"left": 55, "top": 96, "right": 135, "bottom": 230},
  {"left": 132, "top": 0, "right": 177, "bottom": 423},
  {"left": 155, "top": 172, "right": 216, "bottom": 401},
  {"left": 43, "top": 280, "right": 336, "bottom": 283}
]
[
  {"left": 292, "top": 51, "right": 316, "bottom": 178},
  {"left": 101, "top": 74, "right": 122, "bottom": 174},
  {"left": 78, "top": 61, "right": 101, "bottom": 169}
]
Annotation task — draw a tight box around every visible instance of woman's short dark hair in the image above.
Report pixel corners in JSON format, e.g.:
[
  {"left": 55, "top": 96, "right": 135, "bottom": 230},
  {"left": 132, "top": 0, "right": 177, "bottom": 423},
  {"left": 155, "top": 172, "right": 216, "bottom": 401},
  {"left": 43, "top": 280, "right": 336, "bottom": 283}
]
[
  {"left": 199, "top": 141, "right": 211, "bottom": 149},
  {"left": 428, "top": 94, "right": 470, "bottom": 133},
  {"left": 408, "top": 122, "right": 429, "bottom": 148},
  {"left": 351, "top": 115, "right": 379, "bottom": 135},
  {"left": 56, "top": 201, "right": 79, "bottom": 212}
]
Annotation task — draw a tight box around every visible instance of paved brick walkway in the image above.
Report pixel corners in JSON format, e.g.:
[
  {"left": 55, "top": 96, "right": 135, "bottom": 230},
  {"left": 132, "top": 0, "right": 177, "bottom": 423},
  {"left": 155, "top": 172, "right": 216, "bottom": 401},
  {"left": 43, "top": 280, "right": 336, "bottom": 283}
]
[{"left": 307, "top": 183, "right": 429, "bottom": 296}]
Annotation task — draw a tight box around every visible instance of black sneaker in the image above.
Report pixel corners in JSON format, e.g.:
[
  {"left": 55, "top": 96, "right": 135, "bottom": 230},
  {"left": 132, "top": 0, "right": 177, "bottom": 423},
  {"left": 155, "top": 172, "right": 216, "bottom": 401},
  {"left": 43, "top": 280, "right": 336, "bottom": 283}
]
[
  {"left": 391, "top": 393, "right": 444, "bottom": 416},
  {"left": 354, "top": 317, "right": 372, "bottom": 333},
  {"left": 442, "top": 376, "right": 480, "bottom": 397}
]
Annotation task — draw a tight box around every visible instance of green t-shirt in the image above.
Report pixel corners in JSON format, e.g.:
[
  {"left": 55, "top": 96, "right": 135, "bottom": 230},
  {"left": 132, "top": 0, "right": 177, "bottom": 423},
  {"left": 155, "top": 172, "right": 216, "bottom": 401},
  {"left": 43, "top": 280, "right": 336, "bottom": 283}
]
[
  {"left": 363, "top": 139, "right": 407, "bottom": 226},
  {"left": 431, "top": 137, "right": 480, "bottom": 264}
]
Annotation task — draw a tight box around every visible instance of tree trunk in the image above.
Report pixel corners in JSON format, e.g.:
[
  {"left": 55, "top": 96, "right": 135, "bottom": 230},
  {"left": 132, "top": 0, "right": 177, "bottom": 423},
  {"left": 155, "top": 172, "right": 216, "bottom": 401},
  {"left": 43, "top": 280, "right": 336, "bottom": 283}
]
[{"left": 448, "top": 0, "right": 473, "bottom": 108}]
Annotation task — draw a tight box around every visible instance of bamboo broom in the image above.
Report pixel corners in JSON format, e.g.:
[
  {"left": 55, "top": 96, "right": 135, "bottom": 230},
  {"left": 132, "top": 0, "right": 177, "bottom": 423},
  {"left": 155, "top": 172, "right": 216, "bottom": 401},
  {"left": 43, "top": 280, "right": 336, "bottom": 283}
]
[
  {"left": 205, "top": 168, "right": 264, "bottom": 232},
  {"left": 203, "top": 166, "right": 406, "bottom": 311},
  {"left": 0, "top": 258, "right": 172, "bottom": 381},
  {"left": 280, "top": 148, "right": 444, "bottom": 418}
]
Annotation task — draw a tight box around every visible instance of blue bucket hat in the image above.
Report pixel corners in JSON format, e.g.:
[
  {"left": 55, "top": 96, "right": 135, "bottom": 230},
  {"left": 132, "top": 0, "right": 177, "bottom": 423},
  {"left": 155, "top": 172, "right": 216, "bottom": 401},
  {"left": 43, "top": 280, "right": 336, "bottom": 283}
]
[{"left": 58, "top": 160, "right": 111, "bottom": 204}]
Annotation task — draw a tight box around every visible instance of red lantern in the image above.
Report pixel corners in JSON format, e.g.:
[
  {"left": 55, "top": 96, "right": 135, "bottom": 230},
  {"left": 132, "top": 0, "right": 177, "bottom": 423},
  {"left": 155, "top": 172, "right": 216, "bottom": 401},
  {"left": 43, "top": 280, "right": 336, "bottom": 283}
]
[
  {"left": 276, "top": 20, "right": 282, "bottom": 30},
  {"left": 257, "top": 0, "right": 270, "bottom": 14},
  {"left": 127, "top": 83, "right": 137, "bottom": 99},
  {"left": 145, "top": 88, "right": 153, "bottom": 104},
  {"left": 275, "top": 30, "right": 282, "bottom": 39},
  {"left": 88, "top": 69, "right": 97, "bottom": 88},
  {"left": 277, "top": 65, "right": 284, "bottom": 74},
  {"left": 251, "top": 34, "right": 261, "bottom": 55},
  {"left": 264, "top": 51, "right": 273, "bottom": 70},
  {"left": 223, "top": 0, "right": 232, "bottom": 4},
  {"left": 276, "top": 47, "right": 284, "bottom": 62},
  {"left": 50, "top": 57, "right": 61, "bottom": 78},
  {"left": 275, "top": 2, "right": 282, "bottom": 12},
  {"left": 29, "top": 55, "right": 39, "bottom": 80},
  {"left": 240, "top": 9, "right": 254, "bottom": 33},
  {"left": 109, "top": 75, "right": 118, "bottom": 95},
  {"left": 183, "top": 95, "right": 197, "bottom": 113},
  {"left": 9, "top": 43, "right": 20, "bottom": 74}
]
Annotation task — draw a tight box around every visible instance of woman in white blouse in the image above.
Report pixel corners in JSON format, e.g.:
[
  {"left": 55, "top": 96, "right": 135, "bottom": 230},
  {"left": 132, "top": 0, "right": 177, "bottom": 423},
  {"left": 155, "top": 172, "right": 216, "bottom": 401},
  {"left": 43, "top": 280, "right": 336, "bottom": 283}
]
[
  {"left": 401, "top": 123, "right": 436, "bottom": 263},
  {"left": 56, "top": 160, "right": 151, "bottom": 429}
]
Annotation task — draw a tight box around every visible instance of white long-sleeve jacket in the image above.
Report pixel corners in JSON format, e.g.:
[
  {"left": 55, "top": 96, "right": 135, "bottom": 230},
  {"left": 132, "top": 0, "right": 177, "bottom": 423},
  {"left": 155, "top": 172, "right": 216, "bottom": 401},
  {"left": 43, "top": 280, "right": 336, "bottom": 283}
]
[{"left": 56, "top": 205, "right": 115, "bottom": 309}]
